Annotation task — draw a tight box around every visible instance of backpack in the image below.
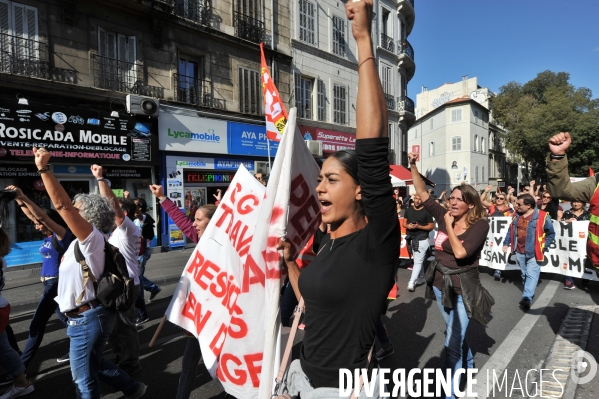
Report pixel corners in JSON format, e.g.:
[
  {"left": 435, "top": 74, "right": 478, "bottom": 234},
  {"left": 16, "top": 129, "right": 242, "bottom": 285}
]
[
  {"left": 51, "top": 234, "right": 66, "bottom": 260},
  {"left": 74, "top": 239, "right": 135, "bottom": 311},
  {"left": 141, "top": 214, "right": 155, "bottom": 242}
]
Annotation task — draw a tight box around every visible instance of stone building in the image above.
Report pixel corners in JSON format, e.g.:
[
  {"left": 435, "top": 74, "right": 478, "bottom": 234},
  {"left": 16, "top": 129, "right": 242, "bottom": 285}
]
[{"left": 0, "top": 0, "right": 292, "bottom": 263}]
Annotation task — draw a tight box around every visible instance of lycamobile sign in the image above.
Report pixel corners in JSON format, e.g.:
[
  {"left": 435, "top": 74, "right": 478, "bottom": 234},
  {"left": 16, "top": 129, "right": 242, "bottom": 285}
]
[{"left": 167, "top": 128, "right": 220, "bottom": 143}]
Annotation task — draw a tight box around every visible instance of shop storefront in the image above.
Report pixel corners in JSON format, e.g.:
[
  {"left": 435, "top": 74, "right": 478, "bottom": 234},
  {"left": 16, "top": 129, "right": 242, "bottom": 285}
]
[
  {"left": 158, "top": 105, "right": 277, "bottom": 249},
  {"left": 0, "top": 98, "right": 159, "bottom": 267}
]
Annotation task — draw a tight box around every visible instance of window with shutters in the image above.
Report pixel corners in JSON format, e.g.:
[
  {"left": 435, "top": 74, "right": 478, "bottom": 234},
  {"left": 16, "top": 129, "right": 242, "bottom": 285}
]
[
  {"left": 333, "top": 84, "right": 346, "bottom": 125},
  {"left": 239, "top": 67, "right": 261, "bottom": 115},
  {"left": 0, "top": 1, "right": 46, "bottom": 78},
  {"left": 298, "top": 0, "right": 315, "bottom": 45},
  {"left": 95, "top": 28, "right": 137, "bottom": 92},
  {"left": 452, "top": 136, "right": 462, "bottom": 151},
  {"left": 451, "top": 108, "right": 462, "bottom": 122},
  {"left": 474, "top": 109, "right": 479, "bottom": 124},
  {"left": 475, "top": 166, "right": 479, "bottom": 183},
  {"left": 474, "top": 135, "right": 478, "bottom": 152},
  {"left": 481, "top": 137, "right": 485, "bottom": 154},
  {"left": 317, "top": 79, "right": 326, "bottom": 122},
  {"left": 332, "top": 15, "right": 345, "bottom": 57},
  {"left": 482, "top": 167, "right": 484, "bottom": 182},
  {"left": 429, "top": 141, "right": 435, "bottom": 157},
  {"left": 295, "top": 73, "right": 312, "bottom": 119}
]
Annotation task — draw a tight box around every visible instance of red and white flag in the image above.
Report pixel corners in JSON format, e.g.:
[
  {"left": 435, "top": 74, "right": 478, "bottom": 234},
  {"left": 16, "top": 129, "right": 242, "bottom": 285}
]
[
  {"left": 165, "top": 108, "right": 321, "bottom": 399},
  {"left": 260, "top": 42, "right": 288, "bottom": 142}
]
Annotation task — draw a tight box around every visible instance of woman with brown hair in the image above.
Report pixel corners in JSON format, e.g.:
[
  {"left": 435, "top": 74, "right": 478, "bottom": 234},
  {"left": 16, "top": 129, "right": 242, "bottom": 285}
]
[{"left": 408, "top": 152, "right": 492, "bottom": 399}]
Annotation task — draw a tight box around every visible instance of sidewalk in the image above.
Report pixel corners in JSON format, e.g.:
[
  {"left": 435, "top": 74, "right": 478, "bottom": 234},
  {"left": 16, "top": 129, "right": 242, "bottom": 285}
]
[{"left": 2, "top": 248, "right": 194, "bottom": 315}]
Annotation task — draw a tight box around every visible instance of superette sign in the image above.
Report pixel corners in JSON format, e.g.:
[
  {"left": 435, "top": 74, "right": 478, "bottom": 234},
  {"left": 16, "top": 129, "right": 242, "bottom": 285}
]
[
  {"left": 298, "top": 125, "right": 356, "bottom": 154},
  {"left": 0, "top": 99, "right": 157, "bottom": 164}
]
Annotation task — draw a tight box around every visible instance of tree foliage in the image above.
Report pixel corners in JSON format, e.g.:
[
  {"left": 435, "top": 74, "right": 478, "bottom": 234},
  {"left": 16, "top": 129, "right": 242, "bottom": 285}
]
[{"left": 492, "top": 71, "right": 599, "bottom": 178}]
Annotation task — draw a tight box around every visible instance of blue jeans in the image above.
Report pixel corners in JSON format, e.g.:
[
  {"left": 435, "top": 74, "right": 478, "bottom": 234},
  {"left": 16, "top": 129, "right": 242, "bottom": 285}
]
[
  {"left": 21, "top": 278, "right": 67, "bottom": 368},
  {"left": 67, "top": 305, "right": 140, "bottom": 399},
  {"left": 515, "top": 252, "right": 540, "bottom": 301},
  {"left": 0, "top": 329, "right": 25, "bottom": 379},
  {"left": 135, "top": 252, "right": 160, "bottom": 320},
  {"left": 433, "top": 286, "right": 474, "bottom": 399}
]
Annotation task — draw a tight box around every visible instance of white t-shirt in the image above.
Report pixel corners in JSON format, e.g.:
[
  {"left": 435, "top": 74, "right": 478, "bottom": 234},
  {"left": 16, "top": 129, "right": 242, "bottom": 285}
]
[
  {"left": 108, "top": 217, "right": 142, "bottom": 285},
  {"left": 55, "top": 227, "right": 106, "bottom": 313}
]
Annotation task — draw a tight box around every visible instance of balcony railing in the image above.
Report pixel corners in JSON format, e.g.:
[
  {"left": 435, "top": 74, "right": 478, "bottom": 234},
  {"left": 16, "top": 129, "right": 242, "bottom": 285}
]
[
  {"left": 384, "top": 93, "right": 395, "bottom": 111},
  {"left": 233, "top": 11, "right": 265, "bottom": 43},
  {"left": 174, "top": 73, "right": 226, "bottom": 109},
  {"left": 92, "top": 54, "right": 163, "bottom": 97},
  {"left": 0, "top": 33, "right": 49, "bottom": 79},
  {"left": 174, "top": 0, "right": 211, "bottom": 26},
  {"left": 398, "top": 96, "right": 415, "bottom": 113},
  {"left": 398, "top": 40, "right": 415, "bottom": 60},
  {"left": 380, "top": 33, "right": 394, "bottom": 53}
]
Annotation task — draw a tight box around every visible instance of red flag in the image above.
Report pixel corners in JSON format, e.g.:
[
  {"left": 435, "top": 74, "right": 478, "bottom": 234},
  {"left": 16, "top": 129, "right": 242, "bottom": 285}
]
[
  {"left": 260, "top": 43, "right": 287, "bottom": 142},
  {"left": 590, "top": 167, "right": 595, "bottom": 177},
  {"left": 497, "top": 186, "right": 502, "bottom": 193}
]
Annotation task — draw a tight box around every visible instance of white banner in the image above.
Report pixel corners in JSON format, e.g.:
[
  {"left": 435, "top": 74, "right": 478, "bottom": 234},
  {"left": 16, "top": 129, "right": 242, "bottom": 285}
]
[
  {"left": 165, "top": 108, "right": 321, "bottom": 399},
  {"left": 479, "top": 217, "right": 590, "bottom": 278}
]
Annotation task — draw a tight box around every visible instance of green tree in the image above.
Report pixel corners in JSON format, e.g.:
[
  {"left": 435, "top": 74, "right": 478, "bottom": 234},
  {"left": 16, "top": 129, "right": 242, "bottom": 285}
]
[{"left": 492, "top": 71, "right": 599, "bottom": 179}]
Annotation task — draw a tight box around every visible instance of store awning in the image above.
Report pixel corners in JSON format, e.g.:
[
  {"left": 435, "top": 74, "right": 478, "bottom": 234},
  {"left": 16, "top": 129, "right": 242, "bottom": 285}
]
[{"left": 390, "top": 165, "right": 436, "bottom": 187}]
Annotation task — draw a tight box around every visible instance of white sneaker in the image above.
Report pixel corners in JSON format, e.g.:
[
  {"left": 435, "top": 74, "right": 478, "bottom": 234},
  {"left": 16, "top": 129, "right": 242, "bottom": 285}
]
[
  {"left": 415, "top": 277, "right": 425, "bottom": 286},
  {"left": 407, "top": 283, "right": 415, "bottom": 292},
  {"left": 0, "top": 382, "right": 34, "bottom": 399}
]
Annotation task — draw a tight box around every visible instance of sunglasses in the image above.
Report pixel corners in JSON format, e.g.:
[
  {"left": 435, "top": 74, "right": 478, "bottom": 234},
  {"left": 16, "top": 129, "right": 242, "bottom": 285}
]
[
  {"left": 496, "top": 197, "right": 505, "bottom": 200},
  {"left": 543, "top": 195, "right": 551, "bottom": 199}
]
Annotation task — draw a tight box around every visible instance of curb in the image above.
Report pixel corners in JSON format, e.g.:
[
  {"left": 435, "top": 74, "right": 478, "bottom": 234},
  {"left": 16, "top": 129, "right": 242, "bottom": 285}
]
[
  {"left": 8, "top": 274, "right": 183, "bottom": 316},
  {"left": 540, "top": 306, "right": 597, "bottom": 398}
]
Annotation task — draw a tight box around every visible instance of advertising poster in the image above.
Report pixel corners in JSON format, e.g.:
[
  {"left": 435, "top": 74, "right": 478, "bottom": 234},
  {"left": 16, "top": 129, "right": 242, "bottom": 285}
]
[{"left": 4, "top": 241, "right": 44, "bottom": 267}]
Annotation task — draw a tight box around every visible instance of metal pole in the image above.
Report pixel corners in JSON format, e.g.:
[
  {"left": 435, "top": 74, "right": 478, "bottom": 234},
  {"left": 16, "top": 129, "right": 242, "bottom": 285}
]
[{"left": 267, "top": 138, "right": 272, "bottom": 172}]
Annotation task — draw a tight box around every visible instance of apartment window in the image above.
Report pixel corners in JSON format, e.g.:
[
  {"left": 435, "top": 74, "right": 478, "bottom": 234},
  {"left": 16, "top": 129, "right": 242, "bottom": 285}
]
[
  {"left": 388, "top": 123, "right": 394, "bottom": 148},
  {"left": 333, "top": 84, "right": 347, "bottom": 125},
  {"left": 429, "top": 118, "right": 433, "bottom": 131},
  {"left": 452, "top": 136, "right": 462, "bottom": 151},
  {"left": 97, "top": 28, "right": 137, "bottom": 91},
  {"left": 481, "top": 137, "right": 485, "bottom": 154},
  {"left": 474, "top": 109, "right": 479, "bottom": 124},
  {"left": 298, "top": 0, "right": 315, "bottom": 45},
  {"left": 381, "top": 63, "right": 392, "bottom": 95},
  {"left": 401, "top": 75, "right": 407, "bottom": 97},
  {"left": 0, "top": 1, "right": 44, "bottom": 77},
  {"left": 295, "top": 73, "right": 312, "bottom": 119},
  {"left": 239, "top": 67, "right": 261, "bottom": 115},
  {"left": 474, "top": 135, "right": 478, "bottom": 152},
  {"left": 475, "top": 166, "right": 479, "bottom": 183},
  {"left": 429, "top": 141, "right": 435, "bottom": 157},
  {"left": 332, "top": 15, "right": 345, "bottom": 57},
  {"left": 317, "top": 79, "right": 326, "bottom": 122},
  {"left": 177, "top": 57, "right": 202, "bottom": 105},
  {"left": 482, "top": 167, "right": 485, "bottom": 182},
  {"left": 451, "top": 108, "right": 462, "bottom": 122}
]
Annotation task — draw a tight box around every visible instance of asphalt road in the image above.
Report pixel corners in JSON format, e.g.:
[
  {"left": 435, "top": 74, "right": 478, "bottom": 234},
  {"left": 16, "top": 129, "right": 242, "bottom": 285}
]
[{"left": 1, "top": 251, "right": 598, "bottom": 399}]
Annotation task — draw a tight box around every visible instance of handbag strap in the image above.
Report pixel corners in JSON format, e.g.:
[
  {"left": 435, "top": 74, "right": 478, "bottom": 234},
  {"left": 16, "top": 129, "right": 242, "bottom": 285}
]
[
  {"left": 274, "top": 296, "right": 374, "bottom": 399},
  {"left": 276, "top": 296, "right": 304, "bottom": 385}
]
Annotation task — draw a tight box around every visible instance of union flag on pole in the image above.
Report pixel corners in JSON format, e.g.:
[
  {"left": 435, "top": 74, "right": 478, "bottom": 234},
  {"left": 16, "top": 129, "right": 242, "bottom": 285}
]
[{"left": 260, "top": 42, "right": 287, "bottom": 142}]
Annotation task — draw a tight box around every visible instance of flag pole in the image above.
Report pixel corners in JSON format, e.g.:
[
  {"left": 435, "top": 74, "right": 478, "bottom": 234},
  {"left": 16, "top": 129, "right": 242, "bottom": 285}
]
[{"left": 267, "top": 138, "right": 272, "bottom": 172}]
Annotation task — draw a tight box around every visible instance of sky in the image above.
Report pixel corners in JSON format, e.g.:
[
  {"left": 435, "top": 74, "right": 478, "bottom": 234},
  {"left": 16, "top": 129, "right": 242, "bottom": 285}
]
[{"left": 407, "top": 0, "right": 599, "bottom": 100}]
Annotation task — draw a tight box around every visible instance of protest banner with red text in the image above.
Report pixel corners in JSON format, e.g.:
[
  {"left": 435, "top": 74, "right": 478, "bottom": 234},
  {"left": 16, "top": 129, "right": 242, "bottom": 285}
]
[{"left": 165, "top": 166, "right": 267, "bottom": 398}]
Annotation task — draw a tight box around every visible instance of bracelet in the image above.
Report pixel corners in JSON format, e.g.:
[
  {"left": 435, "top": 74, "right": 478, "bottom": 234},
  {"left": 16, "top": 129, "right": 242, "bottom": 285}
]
[
  {"left": 358, "top": 56, "right": 376, "bottom": 70},
  {"left": 96, "top": 177, "right": 111, "bottom": 187},
  {"left": 550, "top": 153, "right": 565, "bottom": 160},
  {"left": 37, "top": 165, "right": 50, "bottom": 174}
]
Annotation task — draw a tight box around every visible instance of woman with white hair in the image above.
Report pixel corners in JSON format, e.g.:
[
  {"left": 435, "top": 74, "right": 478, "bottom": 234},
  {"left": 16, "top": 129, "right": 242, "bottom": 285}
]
[{"left": 33, "top": 147, "right": 147, "bottom": 399}]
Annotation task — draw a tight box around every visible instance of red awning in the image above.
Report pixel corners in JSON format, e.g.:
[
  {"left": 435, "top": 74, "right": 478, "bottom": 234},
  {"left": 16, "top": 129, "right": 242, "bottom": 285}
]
[{"left": 390, "top": 165, "right": 436, "bottom": 187}]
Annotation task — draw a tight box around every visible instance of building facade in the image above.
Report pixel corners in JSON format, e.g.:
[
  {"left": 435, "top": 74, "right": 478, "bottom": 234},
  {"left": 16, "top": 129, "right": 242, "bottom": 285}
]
[
  {"left": 289, "top": 0, "right": 416, "bottom": 162},
  {"left": 409, "top": 76, "right": 517, "bottom": 195},
  {"left": 0, "top": 0, "right": 292, "bottom": 265},
  {"left": 375, "top": 0, "right": 416, "bottom": 166}
]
